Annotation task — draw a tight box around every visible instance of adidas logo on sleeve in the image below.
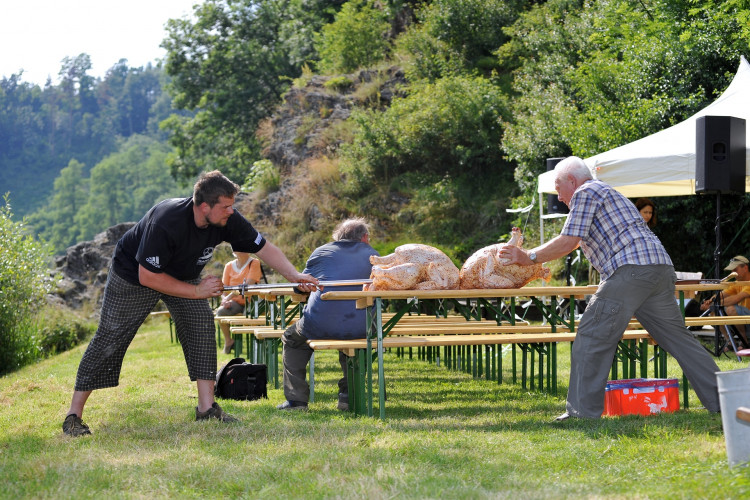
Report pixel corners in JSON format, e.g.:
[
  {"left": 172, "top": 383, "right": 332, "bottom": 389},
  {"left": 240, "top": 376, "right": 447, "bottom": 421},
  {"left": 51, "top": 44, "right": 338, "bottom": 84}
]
[{"left": 146, "top": 256, "right": 161, "bottom": 268}]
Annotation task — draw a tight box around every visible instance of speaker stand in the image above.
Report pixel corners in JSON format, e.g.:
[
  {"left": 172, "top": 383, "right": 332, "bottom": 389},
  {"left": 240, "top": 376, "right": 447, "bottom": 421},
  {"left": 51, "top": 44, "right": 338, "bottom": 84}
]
[{"left": 713, "top": 192, "right": 722, "bottom": 279}]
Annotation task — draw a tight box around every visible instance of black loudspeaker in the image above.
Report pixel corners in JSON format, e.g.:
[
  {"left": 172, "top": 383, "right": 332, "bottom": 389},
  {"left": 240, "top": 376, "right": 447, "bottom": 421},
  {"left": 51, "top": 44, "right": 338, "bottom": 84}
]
[
  {"left": 695, "top": 115, "right": 746, "bottom": 194},
  {"left": 546, "top": 157, "right": 569, "bottom": 214}
]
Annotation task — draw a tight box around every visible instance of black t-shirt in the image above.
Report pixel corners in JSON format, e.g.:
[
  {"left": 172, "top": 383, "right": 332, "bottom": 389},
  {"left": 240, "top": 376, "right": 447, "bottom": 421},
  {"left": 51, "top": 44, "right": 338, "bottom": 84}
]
[{"left": 112, "top": 198, "right": 266, "bottom": 284}]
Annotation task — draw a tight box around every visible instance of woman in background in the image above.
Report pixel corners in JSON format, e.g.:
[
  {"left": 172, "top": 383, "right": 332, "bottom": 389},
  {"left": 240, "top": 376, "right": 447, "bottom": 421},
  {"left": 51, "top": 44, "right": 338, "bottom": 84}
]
[
  {"left": 634, "top": 197, "right": 657, "bottom": 229},
  {"left": 216, "top": 252, "right": 262, "bottom": 353}
]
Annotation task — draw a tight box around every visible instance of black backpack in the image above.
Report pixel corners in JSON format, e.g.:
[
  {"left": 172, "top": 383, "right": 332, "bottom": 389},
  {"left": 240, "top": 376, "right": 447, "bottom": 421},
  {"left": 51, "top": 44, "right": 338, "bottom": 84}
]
[{"left": 215, "top": 358, "right": 268, "bottom": 401}]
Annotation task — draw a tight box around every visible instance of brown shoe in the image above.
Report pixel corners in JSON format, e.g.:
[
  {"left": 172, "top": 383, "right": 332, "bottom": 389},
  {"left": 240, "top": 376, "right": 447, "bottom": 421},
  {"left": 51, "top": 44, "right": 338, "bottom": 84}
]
[
  {"left": 62, "top": 413, "right": 92, "bottom": 437},
  {"left": 195, "top": 402, "right": 239, "bottom": 423}
]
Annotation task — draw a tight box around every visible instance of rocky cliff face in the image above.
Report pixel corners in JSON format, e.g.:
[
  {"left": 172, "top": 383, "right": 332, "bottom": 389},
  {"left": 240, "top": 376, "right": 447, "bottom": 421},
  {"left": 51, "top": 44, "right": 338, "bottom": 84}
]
[
  {"left": 266, "top": 67, "right": 406, "bottom": 171},
  {"left": 252, "top": 67, "right": 407, "bottom": 232},
  {"left": 48, "top": 222, "right": 134, "bottom": 315}
]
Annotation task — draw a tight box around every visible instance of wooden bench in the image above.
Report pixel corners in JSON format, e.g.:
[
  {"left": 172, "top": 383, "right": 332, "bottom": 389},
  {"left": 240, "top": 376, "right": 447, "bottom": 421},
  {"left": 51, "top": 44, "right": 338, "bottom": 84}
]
[
  {"left": 308, "top": 330, "right": 654, "bottom": 417},
  {"left": 214, "top": 315, "right": 265, "bottom": 349},
  {"left": 231, "top": 316, "right": 531, "bottom": 386},
  {"left": 149, "top": 311, "right": 174, "bottom": 342},
  {"left": 230, "top": 315, "right": 504, "bottom": 398},
  {"left": 219, "top": 316, "right": 268, "bottom": 326},
  {"left": 232, "top": 314, "right": 647, "bottom": 407}
]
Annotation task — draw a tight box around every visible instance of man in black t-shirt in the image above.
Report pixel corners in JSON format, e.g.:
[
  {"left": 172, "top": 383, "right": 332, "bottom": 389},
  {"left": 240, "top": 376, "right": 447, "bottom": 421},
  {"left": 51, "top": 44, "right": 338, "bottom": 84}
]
[{"left": 63, "top": 171, "right": 319, "bottom": 437}]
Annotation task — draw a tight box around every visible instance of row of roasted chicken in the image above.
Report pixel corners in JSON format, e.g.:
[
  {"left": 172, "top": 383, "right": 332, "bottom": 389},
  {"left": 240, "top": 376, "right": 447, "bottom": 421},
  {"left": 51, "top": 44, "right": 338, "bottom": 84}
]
[{"left": 365, "top": 228, "right": 550, "bottom": 291}]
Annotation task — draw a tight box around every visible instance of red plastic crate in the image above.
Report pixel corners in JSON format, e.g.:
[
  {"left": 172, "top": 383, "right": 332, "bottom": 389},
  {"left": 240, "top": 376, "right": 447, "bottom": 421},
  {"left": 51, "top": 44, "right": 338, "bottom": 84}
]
[{"left": 604, "top": 378, "right": 680, "bottom": 416}]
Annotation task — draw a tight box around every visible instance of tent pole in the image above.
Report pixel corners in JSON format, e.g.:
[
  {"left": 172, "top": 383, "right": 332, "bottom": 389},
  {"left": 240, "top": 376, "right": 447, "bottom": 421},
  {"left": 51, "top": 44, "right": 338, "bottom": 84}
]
[{"left": 539, "top": 195, "right": 545, "bottom": 246}]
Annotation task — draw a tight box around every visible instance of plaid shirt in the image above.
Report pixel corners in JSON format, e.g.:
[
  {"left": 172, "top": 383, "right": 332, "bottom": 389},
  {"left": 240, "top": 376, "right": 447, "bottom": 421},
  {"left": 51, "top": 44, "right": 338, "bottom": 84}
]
[{"left": 561, "top": 180, "right": 672, "bottom": 280}]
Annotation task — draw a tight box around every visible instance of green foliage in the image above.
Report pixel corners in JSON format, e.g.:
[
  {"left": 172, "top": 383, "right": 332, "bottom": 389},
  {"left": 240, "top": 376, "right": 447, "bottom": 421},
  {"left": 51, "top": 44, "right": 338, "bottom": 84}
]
[
  {"left": 0, "top": 61, "right": 174, "bottom": 217},
  {"left": 396, "top": 170, "right": 517, "bottom": 259},
  {"left": 162, "top": 0, "right": 340, "bottom": 184},
  {"left": 342, "top": 75, "right": 509, "bottom": 188},
  {"left": 26, "top": 160, "right": 89, "bottom": 252},
  {"left": 243, "top": 159, "right": 281, "bottom": 196},
  {"left": 500, "top": 0, "right": 750, "bottom": 272},
  {"left": 315, "top": 0, "right": 392, "bottom": 74},
  {"left": 28, "top": 135, "right": 187, "bottom": 252},
  {"left": 338, "top": 74, "right": 515, "bottom": 254},
  {"left": 396, "top": 0, "right": 524, "bottom": 82},
  {"left": 6, "top": 0, "right": 750, "bottom": 284},
  {"left": 35, "top": 307, "right": 95, "bottom": 357},
  {"left": 0, "top": 196, "right": 54, "bottom": 375},
  {"left": 74, "top": 135, "right": 184, "bottom": 242},
  {"left": 323, "top": 76, "right": 354, "bottom": 92},
  {"left": 503, "top": 0, "right": 750, "bottom": 191}
]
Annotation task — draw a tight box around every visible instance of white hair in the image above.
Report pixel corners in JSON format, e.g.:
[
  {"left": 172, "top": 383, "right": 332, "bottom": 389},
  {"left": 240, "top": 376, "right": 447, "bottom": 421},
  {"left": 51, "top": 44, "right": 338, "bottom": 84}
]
[{"left": 554, "top": 156, "right": 595, "bottom": 183}]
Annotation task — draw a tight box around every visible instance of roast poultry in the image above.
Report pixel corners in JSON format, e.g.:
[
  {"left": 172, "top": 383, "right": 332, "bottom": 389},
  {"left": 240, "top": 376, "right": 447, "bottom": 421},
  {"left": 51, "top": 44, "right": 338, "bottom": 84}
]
[
  {"left": 459, "top": 227, "right": 550, "bottom": 289},
  {"left": 365, "top": 244, "right": 460, "bottom": 291}
]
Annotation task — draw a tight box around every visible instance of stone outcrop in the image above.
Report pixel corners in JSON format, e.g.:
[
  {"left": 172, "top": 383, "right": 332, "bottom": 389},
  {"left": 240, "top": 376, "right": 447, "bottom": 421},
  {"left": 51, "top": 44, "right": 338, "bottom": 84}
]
[
  {"left": 264, "top": 67, "right": 407, "bottom": 172},
  {"left": 48, "top": 222, "right": 134, "bottom": 315},
  {"left": 252, "top": 66, "right": 407, "bottom": 233}
]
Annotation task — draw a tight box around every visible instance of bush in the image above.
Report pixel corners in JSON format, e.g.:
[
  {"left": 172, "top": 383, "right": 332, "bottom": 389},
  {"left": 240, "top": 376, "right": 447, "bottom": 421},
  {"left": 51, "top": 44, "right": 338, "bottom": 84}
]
[
  {"left": 243, "top": 160, "right": 281, "bottom": 197},
  {"left": 323, "top": 76, "right": 354, "bottom": 92},
  {"left": 0, "top": 195, "right": 55, "bottom": 375},
  {"left": 396, "top": 0, "right": 524, "bottom": 82},
  {"left": 35, "top": 308, "right": 96, "bottom": 357},
  {"left": 315, "top": 0, "right": 391, "bottom": 74},
  {"left": 341, "top": 74, "right": 510, "bottom": 188}
]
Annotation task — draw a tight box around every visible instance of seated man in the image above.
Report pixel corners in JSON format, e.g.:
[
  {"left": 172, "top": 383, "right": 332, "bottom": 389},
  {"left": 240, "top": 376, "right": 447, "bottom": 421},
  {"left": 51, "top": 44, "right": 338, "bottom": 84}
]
[
  {"left": 700, "top": 255, "right": 750, "bottom": 349},
  {"left": 277, "top": 218, "right": 379, "bottom": 411}
]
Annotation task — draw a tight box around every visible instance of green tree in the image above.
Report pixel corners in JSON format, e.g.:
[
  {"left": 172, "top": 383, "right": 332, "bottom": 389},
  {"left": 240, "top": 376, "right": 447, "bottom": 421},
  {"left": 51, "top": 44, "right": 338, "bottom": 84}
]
[
  {"left": 2, "top": 58, "right": 176, "bottom": 218},
  {"left": 503, "top": 0, "right": 750, "bottom": 192},
  {"left": 342, "top": 74, "right": 514, "bottom": 253},
  {"left": 161, "top": 0, "right": 341, "bottom": 184},
  {"left": 500, "top": 0, "right": 750, "bottom": 272},
  {"left": 27, "top": 160, "right": 89, "bottom": 251},
  {"left": 344, "top": 75, "right": 509, "bottom": 185},
  {"left": 29, "top": 136, "right": 185, "bottom": 253},
  {"left": 0, "top": 195, "right": 54, "bottom": 374},
  {"left": 74, "top": 135, "right": 185, "bottom": 243},
  {"left": 315, "top": 0, "right": 392, "bottom": 74},
  {"left": 396, "top": 0, "right": 524, "bottom": 82},
  {"left": 0, "top": 75, "right": 52, "bottom": 216}
]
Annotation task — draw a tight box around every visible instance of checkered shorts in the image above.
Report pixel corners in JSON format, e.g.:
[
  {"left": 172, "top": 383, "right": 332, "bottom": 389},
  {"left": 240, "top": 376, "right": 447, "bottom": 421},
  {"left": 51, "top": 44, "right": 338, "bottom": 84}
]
[{"left": 74, "top": 269, "right": 217, "bottom": 391}]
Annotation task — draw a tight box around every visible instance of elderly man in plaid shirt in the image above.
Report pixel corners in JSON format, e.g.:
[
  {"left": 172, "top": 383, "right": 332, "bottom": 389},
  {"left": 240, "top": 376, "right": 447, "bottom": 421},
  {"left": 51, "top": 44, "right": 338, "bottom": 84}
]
[{"left": 501, "top": 156, "right": 721, "bottom": 421}]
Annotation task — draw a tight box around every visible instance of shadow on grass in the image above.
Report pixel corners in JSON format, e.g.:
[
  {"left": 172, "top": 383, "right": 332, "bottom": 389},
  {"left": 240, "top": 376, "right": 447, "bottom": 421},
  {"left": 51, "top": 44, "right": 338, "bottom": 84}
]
[{"left": 311, "top": 353, "right": 727, "bottom": 440}]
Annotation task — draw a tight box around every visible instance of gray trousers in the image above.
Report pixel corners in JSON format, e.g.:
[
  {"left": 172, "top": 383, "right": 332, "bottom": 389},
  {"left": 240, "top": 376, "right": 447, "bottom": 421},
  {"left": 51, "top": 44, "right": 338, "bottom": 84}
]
[
  {"left": 281, "top": 322, "right": 348, "bottom": 403},
  {"left": 567, "top": 264, "right": 721, "bottom": 418}
]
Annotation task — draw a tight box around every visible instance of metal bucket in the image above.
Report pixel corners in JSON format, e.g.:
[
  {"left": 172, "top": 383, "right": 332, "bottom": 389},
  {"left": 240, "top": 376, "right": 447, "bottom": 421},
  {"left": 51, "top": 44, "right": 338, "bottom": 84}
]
[{"left": 716, "top": 368, "right": 750, "bottom": 466}]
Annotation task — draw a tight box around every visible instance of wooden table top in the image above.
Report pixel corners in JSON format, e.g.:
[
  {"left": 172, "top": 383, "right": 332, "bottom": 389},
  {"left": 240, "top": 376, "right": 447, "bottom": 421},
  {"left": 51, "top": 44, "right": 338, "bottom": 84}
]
[{"left": 321, "top": 281, "right": 743, "bottom": 302}]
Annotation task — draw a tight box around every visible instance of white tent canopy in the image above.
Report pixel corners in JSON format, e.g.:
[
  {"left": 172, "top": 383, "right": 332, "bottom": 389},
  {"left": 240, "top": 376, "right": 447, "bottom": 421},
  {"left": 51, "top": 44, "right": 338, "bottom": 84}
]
[{"left": 537, "top": 56, "right": 750, "bottom": 198}]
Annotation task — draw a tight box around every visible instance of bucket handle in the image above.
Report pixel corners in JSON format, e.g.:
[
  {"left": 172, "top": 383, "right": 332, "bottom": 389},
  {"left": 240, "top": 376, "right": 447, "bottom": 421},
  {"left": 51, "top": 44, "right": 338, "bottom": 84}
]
[{"left": 738, "top": 406, "right": 750, "bottom": 425}]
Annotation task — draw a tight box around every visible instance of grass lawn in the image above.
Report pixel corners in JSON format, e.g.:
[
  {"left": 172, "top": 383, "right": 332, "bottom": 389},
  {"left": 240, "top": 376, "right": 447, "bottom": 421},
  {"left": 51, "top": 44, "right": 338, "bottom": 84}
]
[{"left": 1, "top": 316, "right": 749, "bottom": 499}]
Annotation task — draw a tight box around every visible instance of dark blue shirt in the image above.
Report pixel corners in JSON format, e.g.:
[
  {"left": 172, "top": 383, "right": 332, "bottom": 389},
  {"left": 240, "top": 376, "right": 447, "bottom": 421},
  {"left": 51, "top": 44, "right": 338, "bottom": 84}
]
[{"left": 298, "top": 240, "right": 379, "bottom": 340}]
